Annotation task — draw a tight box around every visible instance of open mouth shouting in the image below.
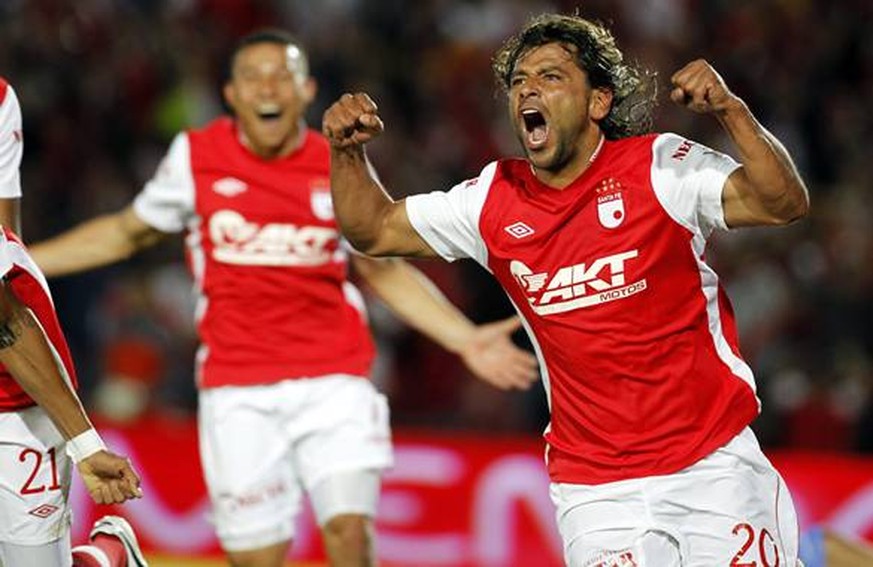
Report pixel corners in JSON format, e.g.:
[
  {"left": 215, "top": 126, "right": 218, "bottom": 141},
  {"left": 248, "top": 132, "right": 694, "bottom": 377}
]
[
  {"left": 521, "top": 108, "right": 549, "bottom": 151},
  {"left": 255, "top": 102, "right": 283, "bottom": 123}
]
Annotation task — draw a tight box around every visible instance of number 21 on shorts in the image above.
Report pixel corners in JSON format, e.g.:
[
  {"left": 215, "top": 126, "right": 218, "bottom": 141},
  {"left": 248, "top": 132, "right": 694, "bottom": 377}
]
[{"left": 18, "top": 446, "right": 63, "bottom": 495}]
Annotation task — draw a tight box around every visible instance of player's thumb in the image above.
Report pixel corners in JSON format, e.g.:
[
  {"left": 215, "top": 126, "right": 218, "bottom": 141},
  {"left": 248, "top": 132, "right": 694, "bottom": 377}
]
[
  {"left": 358, "top": 113, "right": 383, "bottom": 132},
  {"left": 495, "top": 316, "right": 522, "bottom": 333},
  {"left": 670, "top": 87, "right": 687, "bottom": 105}
]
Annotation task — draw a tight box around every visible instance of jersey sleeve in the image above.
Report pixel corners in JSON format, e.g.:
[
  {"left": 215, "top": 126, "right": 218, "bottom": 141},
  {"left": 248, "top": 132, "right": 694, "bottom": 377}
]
[
  {"left": 132, "top": 133, "right": 196, "bottom": 233},
  {"left": 0, "top": 239, "right": 13, "bottom": 279},
  {"left": 404, "top": 161, "right": 496, "bottom": 265},
  {"left": 0, "top": 86, "right": 23, "bottom": 199},
  {"left": 650, "top": 133, "right": 741, "bottom": 237}
]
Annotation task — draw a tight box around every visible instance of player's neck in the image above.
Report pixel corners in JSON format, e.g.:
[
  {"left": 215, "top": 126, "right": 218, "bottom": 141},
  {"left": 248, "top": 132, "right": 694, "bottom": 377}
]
[
  {"left": 238, "top": 120, "right": 307, "bottom": 159},
  {"left": 532, "top": 132, "right": 604, "bottom": 189}
]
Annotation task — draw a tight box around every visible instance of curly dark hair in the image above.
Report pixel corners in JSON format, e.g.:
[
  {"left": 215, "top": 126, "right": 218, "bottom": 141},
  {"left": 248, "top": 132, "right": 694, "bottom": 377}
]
[{"left": 493, "top": 13, "right": 656, "bottom": 140}]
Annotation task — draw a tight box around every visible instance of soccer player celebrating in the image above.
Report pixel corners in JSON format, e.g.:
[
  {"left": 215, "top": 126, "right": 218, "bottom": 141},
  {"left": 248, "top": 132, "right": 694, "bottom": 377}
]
[
  {"left": 0, "top": 77, "right": 146, "bottom": 567},
  {"left": 28, "top": 31, "right": 537, "bottom": 567},
  {"left": 323, "top": 13, "right": 809, "bottom": 567}
]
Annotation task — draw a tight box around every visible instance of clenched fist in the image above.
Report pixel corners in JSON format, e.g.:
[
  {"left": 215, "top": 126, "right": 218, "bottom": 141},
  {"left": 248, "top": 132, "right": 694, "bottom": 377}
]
[
  {"left": 323, "top": 92, "right": 385, "bottom": 149},
  {"left": 78, "top": 450, "right": 143, "bottom": 505},
  {"left": 670, "top": 59, "right": 744, "bottom": 114}
]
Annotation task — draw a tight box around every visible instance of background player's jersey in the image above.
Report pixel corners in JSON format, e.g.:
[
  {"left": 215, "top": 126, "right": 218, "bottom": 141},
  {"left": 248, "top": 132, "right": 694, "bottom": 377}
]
[
  {"left": 133, "top": 118, "right": 374, "bottom": 388},
  {"left": 0, "top": 78, "right": 23, "bottom": 199},
  {"left": 406, "top": 133, "right": 759, "bottom": 484},
  {"left": 0, "top": 228, "right": 78, "bottom": 411}
]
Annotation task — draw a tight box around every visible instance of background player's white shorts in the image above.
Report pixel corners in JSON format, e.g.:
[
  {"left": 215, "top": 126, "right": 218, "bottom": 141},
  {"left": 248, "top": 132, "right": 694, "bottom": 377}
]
[
  {"left": 551, "top": 427, "right": 799, "bottom": 567},
  {"left": 198, "top": 374, "right": 393, "bottom": 552},
  {"left": 0, "top": 406, "right": 72, "bottom": 546}
]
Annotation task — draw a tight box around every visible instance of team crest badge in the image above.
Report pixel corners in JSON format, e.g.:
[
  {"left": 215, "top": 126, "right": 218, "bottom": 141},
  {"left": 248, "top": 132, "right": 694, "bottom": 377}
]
[
  {"left": 596, "top": 177, "right": 625, "bottom": 229},
  {"left": 310, "top": 179, "right": 334, "bottom": 221}
]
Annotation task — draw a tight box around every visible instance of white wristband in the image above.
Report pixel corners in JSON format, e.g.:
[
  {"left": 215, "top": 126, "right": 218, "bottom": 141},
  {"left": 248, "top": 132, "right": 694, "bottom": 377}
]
[{"left": 66, "top": 429, "right": 106, "bottom": 463}]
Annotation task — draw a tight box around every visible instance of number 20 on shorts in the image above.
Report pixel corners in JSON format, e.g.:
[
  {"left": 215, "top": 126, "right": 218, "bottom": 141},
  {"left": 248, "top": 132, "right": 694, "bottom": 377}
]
[{"left": 731, "top": 522, "right": 781, "bottom": 567}]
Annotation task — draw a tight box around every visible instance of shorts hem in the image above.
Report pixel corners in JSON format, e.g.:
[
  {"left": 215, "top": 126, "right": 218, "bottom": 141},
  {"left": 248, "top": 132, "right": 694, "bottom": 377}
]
[
  {"left": 305, "top": 460, "right": 392, "bottom": 492},
  {"left": 217, "top": 520, "right": 294, "bottom": 552}
]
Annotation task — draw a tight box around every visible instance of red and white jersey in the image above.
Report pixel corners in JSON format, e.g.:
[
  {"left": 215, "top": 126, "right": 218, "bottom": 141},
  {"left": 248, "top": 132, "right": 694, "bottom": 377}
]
[
  {"left": 0, "top": 228, "right": 78, "bottom": 411},
  {"left": 0, "top": 78, "right": 23, "bottom": 199},
  {"left": 406, "top": 133, "right": 759, "bottom": 484},
  {"left": 133, "top": 118, "right": 374, "bottom": 388}
]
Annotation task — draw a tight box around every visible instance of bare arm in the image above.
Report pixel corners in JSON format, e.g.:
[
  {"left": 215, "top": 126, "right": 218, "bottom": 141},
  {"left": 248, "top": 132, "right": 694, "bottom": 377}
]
[
  {"left": 29, "top": 205, "right": 165, "bottom": 277},
  {"left": 352, "top": 254, "right": 537, "bottom": 390},
  {"left": 0, "top": 198, "right": 20, "bottom": 235},
  {"left": 671, "top": 59, "right": 809, "bottom": 228},
  {"left": 0, "top": 281, "right": 92, "bottom": 440},
  {"left": 324, "top": 93, "right": 436, "bottom": 258},
  {"left": 0, "top": 280, "right": 141, "bottom": 503}
]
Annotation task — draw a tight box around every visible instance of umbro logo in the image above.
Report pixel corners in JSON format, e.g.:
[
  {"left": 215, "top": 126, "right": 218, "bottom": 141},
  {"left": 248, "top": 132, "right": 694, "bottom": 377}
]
[
  {"left": 28, "top": 504, "right": 59, "bottom": 519},
  {"left": 212, "top": 177, "right": 248, "bottom": 197},
  {"left": 504, "top": 221, "right": 534, "bottom": 239}
]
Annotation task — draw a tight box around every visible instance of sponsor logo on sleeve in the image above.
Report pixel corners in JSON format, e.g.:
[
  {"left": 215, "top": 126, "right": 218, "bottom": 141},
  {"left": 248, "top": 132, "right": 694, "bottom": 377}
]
[
  {"left": 510, "top": 249, "right": 646, "bottom": 315},
  {"left": 671, "top": 139, "right": 695, "bottom": 161}
]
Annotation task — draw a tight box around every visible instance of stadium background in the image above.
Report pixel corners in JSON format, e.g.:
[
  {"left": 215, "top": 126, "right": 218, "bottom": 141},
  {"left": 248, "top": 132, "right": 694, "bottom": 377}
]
[{"left": 1, "top": 0, "right": 871, "bottom": 564}]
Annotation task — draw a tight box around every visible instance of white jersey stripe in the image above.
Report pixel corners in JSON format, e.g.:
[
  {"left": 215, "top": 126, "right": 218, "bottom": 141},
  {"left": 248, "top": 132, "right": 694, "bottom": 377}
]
[
  {"left": 186, "top": 216, "right": 209, "bottom": 387},
  {"left": 691, "top": 233, "right": 758, "bottom": 400},
  {"left": 649, "top": 134, "right": 756, "bottom": 399}
]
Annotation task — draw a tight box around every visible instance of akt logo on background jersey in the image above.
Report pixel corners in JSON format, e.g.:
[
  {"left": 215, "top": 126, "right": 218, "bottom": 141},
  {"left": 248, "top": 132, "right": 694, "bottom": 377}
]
[
  {"left": 209, "top": 210, "right": 338, "bottom": 266},
  {"left": 596, "top": 177, "right": 625, "bottom": 229},
  {"left": 510, "top": 250, "right": 646, "bottom": 315}
]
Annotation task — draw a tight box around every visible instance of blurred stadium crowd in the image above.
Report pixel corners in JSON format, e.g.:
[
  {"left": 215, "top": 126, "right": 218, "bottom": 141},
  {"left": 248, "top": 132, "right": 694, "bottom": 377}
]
[{"left": 1, "top": 0, "right": 871, "bottom": 452}]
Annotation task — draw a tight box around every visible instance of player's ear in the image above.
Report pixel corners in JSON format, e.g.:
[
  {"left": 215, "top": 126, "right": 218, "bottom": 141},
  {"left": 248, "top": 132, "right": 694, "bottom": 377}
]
[
  {"left": 589, "top": 87, "right": 613, "bottom": 122},
  {"left": 223, "top": 82, "right": 238, "bottom": 114}
]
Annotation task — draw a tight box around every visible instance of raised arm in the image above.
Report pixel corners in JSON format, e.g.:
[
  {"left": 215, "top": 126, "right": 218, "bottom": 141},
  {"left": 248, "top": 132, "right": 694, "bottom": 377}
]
[
  {"left": 0, "top": 280, "right": 141, "bottom": 504},
  {"left": 670, "top": 59, "right": 809, "bottom": 228},
  {"left": 29, "top": 205, "right": 165, "bottom": 278},
  {"left": 351, "top": 254, "right": 537, "bottom": 390},
  {"left": 323, "top": 93, "right": 436, "bottom": 258}
]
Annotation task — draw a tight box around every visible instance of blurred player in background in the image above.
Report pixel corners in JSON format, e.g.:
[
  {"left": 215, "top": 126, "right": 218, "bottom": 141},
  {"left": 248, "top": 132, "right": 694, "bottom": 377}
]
[
  {"left": 0, "top": 77, "right": 146, "bottom": 567},
  {"left": 29, "top": 31, "right": 538, "bottom": 567},
  {"left": 324, "top": 13, "right": 811, "bottom": 567}
]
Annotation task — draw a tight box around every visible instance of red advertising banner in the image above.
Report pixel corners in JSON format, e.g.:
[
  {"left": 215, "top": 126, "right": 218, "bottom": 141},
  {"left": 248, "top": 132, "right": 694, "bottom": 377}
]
[{"left": 71, "top": 418, "right": 873, "bottom": 565}]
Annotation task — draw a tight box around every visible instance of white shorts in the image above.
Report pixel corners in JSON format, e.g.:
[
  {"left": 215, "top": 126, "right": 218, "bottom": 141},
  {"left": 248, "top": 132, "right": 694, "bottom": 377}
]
[
  {"left": 0, "top": 406, "right": 72, "bottom": 546},
  {"left": 198, "top": 374, "right": 393, "bottom": 551},
  {"left": 551, "top": 428, "right": 799, "bottom": 567}
]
